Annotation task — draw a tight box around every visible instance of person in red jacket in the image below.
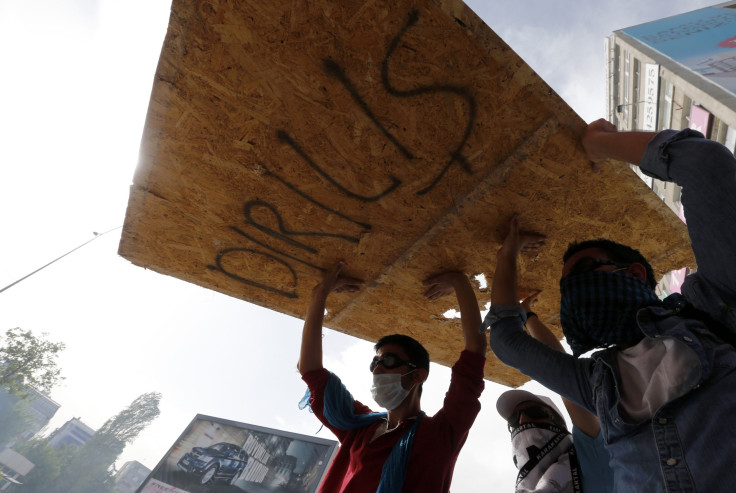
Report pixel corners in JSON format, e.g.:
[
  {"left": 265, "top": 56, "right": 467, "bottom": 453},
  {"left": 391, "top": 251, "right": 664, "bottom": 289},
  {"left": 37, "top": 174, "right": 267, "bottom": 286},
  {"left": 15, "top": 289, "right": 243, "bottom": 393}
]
[{"left": 298, "top": 261, "right": 487, "bottom": 492}]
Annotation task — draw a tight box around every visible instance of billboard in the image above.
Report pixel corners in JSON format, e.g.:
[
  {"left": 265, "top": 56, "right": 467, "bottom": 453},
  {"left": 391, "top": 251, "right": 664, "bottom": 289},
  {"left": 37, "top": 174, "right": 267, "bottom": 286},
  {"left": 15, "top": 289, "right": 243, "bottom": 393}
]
[
  {"left": 137, "top": 415, "right": 338, "bottom": 493},
  {"left": 623, "top": 4, "right": 736, "bottom": 93}
]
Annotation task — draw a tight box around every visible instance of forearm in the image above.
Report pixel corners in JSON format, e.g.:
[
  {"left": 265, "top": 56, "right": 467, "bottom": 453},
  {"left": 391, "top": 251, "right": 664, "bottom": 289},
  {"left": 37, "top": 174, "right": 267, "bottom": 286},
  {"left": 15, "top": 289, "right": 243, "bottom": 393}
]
[
  {"left": 563, "top": 397, "right": 601, "bottom": 438},
  {"left": 524, "top": 316, "right": 600, "bottom": 435},
  {"left": 491, "top": 246, "right": 518, "bottom": 306},
  {"left": 524, "top": 316, "right": 564, "bottom": 353},
  {"left": 298, "top": 289, "right": 327, "bottom": 375},
  {"left": 454, "top": 275, "right": 486, "bottom": 355},
  {"left": 584, "top": 128, "right": 656, "bottom": 166},
  {"left": 489, "top": 318, "right": 595, "bottom": 412},
  {"left": 441, "top": 351, "right": 485, "bottom": 427}
]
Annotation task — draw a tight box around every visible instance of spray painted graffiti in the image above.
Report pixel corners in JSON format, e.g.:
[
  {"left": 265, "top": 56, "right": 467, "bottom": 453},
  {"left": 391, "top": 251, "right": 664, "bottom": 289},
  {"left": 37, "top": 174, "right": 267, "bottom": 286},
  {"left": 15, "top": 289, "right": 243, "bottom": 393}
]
[
  {"left": 208, "top": 10, "right": 477, "bottom": 298},
  {"left": 277, "top": 130, "right": 401, "bottom": 202}
]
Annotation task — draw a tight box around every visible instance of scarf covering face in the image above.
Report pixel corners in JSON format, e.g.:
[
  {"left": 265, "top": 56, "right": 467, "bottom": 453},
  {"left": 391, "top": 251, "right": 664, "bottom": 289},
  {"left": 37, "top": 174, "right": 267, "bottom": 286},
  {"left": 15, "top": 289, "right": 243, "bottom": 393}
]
[
  {"left": 511, "top": 423, "right": 578, "bottom": 493},
  {"left": 300, "top": 372, "right": 424, "bottom": 492},
  {"left": 560, "top": 271, "right": 662, "bottom": 357}
]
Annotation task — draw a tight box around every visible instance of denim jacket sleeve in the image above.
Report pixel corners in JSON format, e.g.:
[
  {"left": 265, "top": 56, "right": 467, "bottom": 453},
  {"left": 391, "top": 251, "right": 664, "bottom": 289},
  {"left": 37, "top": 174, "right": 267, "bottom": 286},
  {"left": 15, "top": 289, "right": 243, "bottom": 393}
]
[
  {"left": 640, "top": 129, "right": 736, "bottom": 301},
  {"left": 488, "top": 315, "right": 597, "bottom": 413}
]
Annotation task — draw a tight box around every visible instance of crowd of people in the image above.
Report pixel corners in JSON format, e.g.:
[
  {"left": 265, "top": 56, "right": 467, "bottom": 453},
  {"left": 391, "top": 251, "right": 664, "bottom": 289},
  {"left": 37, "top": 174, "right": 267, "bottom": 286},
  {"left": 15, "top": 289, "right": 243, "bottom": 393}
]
[{"left": 297, "top": 120, "right": 736, "bottom": 492}]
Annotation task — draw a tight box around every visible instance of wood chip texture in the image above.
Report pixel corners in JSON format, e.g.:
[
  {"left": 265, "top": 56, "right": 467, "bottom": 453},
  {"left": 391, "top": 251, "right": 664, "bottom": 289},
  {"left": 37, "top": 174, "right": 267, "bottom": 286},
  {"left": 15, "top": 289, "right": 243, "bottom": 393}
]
[{"left": 119, "top": 0, "right": 694, "bottom": 387}]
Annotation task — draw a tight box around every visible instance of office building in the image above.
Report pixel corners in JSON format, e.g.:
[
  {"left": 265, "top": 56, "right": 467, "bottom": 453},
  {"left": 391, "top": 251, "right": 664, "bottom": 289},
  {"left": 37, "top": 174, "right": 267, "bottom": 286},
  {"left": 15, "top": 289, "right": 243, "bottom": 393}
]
[
  {"left": 21, "top": 388, "right": 60, "bottom": 440},
  {"left": 114, "top": 460, "right": 151, "bottom": 493},
  {"left": 46, "top": 417, "right": 95, "bottom": 448},
  {"left": 0, "top": 386, "right": 60, "bottom": 447}
]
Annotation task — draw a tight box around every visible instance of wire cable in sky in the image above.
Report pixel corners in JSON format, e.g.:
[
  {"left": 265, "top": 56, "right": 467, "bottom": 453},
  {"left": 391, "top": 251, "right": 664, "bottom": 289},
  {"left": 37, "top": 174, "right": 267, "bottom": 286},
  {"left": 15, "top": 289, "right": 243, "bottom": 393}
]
[{"left": 0, "top": 226, "right": 123, "bottom": 295}]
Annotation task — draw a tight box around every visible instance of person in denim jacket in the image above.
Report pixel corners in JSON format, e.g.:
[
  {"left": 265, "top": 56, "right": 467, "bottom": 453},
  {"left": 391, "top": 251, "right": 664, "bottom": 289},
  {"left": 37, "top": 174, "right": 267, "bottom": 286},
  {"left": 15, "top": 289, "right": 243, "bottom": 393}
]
[{"left": 488, "top": 119, "right": 736, "bottom": 493}]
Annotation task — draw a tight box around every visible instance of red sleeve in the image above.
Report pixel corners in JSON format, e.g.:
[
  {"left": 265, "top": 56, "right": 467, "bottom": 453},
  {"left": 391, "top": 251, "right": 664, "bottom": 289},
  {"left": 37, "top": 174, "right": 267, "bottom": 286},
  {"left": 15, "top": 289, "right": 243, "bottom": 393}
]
[
  {"left": 439, "top": 350, "right": 486, "bottom": 437},
  {"left": 301, "top": 368, "right": 374, "bottom": 443}
]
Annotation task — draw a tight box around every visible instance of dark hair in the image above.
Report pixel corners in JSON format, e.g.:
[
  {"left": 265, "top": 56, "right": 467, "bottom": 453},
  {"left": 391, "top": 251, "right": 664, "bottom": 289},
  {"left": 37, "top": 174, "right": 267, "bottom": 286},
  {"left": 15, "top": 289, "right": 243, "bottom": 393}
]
[
  {"left": 563, "top": 239, "right": 657, "bottom": 289},
  {"left": 374, "top": 334, "right": 430, "bottom": 375}
]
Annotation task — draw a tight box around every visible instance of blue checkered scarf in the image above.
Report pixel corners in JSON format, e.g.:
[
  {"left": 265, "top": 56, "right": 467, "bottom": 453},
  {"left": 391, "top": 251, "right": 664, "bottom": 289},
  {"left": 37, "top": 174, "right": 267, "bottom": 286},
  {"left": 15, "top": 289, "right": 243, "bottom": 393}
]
[
  {"left": 300, "top": 372, "right": 425, "bottom": 492},
  {"left": 560, "top": 271, "right": 662, "bottom": 357}
]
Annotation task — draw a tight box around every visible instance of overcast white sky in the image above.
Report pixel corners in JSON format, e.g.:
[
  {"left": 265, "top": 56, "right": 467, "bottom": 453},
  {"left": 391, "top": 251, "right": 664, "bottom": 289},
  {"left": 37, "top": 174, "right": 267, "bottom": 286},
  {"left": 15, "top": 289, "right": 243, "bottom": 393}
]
[{"left": 0, "top": 0, "right": 718, "bottom": 491}]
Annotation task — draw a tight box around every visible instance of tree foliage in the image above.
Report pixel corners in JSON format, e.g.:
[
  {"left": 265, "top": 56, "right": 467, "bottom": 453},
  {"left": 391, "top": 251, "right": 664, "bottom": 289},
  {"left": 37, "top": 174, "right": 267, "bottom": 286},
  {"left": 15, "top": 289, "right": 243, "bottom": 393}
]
[
  {"left": 97, "top": 391, "right": 162, "bottom": 444},
  {"left": 15, "top": 438, "right": 114, "bottom": 493},
  {"left": 0, "top": 327, "right": 65, "bottom": 397},
  {"left": 53, "top": 392, "right": 161, "bottom": 493},
  {"left": 12, "top": 392, "right": 161, "bottom": 493},
  {"left": 13, "top": 439, "right": 77, "bottom": 492},
  {"left": 0, "top": 391, "right": 32, "bottom": 447}
]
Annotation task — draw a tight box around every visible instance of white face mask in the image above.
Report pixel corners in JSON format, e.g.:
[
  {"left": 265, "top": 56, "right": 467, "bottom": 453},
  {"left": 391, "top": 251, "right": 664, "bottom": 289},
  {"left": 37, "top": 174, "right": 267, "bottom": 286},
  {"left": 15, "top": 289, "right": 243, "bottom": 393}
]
[
  {"left": 510, "top": 423, "right": 573, "bottom": 492},
  {"left": 370, "top": 370, "right": 415, "bottom": 410}
]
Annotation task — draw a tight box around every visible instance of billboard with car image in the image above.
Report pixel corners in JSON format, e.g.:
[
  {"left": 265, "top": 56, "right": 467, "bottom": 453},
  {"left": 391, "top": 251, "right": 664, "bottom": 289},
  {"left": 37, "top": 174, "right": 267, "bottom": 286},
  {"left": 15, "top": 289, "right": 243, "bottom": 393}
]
[{"left": 137, "top": 414, "right": 337, "bottom": 493}]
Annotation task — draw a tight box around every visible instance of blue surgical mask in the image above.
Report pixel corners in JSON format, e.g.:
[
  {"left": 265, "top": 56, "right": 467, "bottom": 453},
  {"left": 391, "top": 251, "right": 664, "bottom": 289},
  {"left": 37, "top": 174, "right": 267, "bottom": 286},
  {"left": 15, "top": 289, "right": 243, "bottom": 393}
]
[{"left": 370, "top": 371, "right": 415, "bottom": 410}]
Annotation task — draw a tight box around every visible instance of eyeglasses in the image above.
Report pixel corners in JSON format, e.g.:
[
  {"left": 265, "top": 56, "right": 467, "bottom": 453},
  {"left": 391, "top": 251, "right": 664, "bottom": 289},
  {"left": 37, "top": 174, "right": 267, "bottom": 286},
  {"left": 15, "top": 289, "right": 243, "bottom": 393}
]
[
  {"left": 567, "top": 257, "right": 630, "bottom": 277},
  {"left": 370, "top": 353, "right": 417, "bottom": 373},
  {"left": 507, "top": 406, "right": 559, "bottom": 432}
]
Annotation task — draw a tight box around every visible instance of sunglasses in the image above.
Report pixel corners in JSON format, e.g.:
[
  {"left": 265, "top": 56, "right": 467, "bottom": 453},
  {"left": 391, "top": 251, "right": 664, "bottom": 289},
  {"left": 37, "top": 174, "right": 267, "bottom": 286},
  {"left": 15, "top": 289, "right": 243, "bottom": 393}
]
[
  {"left": 370, "top": 353, "right": 417, "bottom": 373},
  {"left": 507, "top": 405, "right": 559, "bottom": 432},
  {"left": 567, "top": 257, "right": 630, "bottom": 277}
]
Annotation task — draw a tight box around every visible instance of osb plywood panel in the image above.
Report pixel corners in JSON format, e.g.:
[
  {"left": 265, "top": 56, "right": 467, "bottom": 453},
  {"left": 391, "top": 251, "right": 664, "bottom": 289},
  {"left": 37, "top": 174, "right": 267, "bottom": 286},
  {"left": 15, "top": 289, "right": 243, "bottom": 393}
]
[{"left": 119, "top": 0, "right": 694, "bottom": 387}]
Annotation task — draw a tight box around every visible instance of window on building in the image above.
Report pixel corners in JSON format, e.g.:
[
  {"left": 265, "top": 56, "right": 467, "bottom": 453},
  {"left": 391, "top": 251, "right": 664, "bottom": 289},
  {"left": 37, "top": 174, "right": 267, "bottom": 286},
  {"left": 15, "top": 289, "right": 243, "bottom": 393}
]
[
  {"left": 624, "top": 51, "right": 630, "bottom": 122},
  {"left": 726, "top": 126, "right": 736, "bottom": 154},
  {"left": 711, "top": 118, "right": 728, "bottom": 145},
  {"left": 613, "top": 43, "right": 620, "bottom": 111},
  {"left": 661, "top": 80, "right": 674, "bottom": 130},
  {"left": 672, "top": 183, "right": 682, "bottom": 206},
  {"left": 652, "top": 178, "right": 665, "bottom": 200},
  {"left": 633, "top": 58, "right": 641, "bottom": 124},
  {"left": 679, "top": 95, "right": 692, "bottom": 129}
]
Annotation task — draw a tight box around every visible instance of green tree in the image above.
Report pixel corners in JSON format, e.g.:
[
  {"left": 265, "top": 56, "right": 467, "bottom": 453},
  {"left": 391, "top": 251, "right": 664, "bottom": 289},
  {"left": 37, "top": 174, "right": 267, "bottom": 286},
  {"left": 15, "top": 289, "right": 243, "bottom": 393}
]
[
  {"left": 12, "top": 439, "right": 78, "bottom": 493},
  {"left": 95, "top": 391, "right": 162, "bottom": 444},
  {"left": 0, "top": 391, "right": 32, "bottom": 446},
  {"left": 0, "top": 328, "right": 65, "bottom": 397},
  {"left": 50, "top": 392, "right": 162, "bottom": 493}
]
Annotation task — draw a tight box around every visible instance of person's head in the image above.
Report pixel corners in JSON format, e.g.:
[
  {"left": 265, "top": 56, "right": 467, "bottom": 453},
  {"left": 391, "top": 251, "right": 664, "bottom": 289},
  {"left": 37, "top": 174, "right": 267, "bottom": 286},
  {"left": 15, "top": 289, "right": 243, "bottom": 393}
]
[
  {"left": 560, "top": 239, "right": 661, "bottom": 356},
  {"left": 496, "top": 390, "right": 567, "bottom": 434},
  {"left": 372, "top": 334, "right": 429, "bottom": 396},
  {"left": 562, "top": 239, "right": 655, "bottom": 289},
  {"left": 498, "top": 391, "right": 573, "bottom": 477}
]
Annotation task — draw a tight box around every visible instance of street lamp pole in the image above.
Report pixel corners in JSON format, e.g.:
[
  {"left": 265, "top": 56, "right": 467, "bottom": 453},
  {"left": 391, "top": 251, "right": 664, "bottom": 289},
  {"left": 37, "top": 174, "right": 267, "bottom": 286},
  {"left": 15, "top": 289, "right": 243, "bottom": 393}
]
[{"left": 0, "top": 226, "right": 122, "bottom": 295}]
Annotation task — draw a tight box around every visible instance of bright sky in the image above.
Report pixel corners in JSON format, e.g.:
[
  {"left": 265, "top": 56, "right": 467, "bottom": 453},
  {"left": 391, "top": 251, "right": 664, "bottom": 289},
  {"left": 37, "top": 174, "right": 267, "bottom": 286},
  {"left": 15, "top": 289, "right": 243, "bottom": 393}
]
[{"left": 0, "top": 0, "right": 716, "bottom": 491}]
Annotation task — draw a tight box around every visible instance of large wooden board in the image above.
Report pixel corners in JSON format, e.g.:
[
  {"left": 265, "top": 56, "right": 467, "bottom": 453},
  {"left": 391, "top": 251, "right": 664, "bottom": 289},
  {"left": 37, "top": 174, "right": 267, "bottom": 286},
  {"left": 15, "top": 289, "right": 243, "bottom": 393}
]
[{"left": 120, "top": 0, "right": 694, "bottom": 386}]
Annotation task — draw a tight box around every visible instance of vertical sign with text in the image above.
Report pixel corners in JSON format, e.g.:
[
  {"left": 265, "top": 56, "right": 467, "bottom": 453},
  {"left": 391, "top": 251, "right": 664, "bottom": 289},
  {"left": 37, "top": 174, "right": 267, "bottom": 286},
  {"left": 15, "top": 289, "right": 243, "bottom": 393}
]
[{"left": 643, "top": 63, "right": 659, "bottom": 132}]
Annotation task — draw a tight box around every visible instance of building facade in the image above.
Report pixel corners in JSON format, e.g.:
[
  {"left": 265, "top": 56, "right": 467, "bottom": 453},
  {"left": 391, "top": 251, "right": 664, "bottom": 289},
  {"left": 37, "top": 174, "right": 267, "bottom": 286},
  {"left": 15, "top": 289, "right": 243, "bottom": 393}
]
[
  {"left": 606, "top": 1, "right": 736, "bottom": 294},
  {"left": 0, "top": 386, "right": 60, "bottom": 447},
  {"left": 21, "top": 388, "right": 60, "bottom": 441},
  {"left": 113, "top": 460, "right": 151, "bottom": 493},
  {"left": 46, "top": 417, "right": 95, "bottom": 448}
]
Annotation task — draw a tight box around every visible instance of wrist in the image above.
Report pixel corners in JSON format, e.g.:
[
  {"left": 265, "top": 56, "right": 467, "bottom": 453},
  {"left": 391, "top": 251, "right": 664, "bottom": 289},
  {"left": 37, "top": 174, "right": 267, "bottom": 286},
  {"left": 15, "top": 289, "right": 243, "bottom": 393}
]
[
  {"left": 525, "top": 311, "right": 538, "bottom": 320},
  {"left": 497, "top": 245, "right": 520, "bottom": 260},
  {"left": 451, "top": 272, "right": 470, "bottom": 287},
  {"left": 310, "top": 284, "right": 330, "bottom": 303}
]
